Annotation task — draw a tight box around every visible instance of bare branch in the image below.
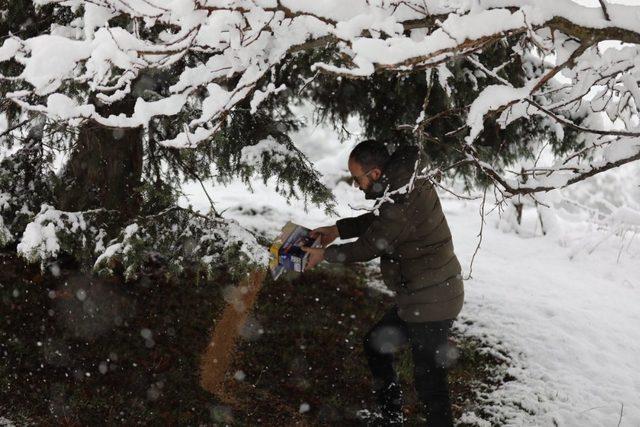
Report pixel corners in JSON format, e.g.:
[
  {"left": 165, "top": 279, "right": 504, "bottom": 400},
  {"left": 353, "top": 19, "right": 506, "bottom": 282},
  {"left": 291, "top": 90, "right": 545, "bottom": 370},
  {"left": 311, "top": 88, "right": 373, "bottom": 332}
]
[
  {"left": 465, "top": 187, "right": 487, "bottom": 280},
  {"left": 599, "top": 0, "right": 611, "bottom": 22},
  {"left": 0, "top": 119, "right": 30, "bottom": 139},
  {"left": 526, "top": 100, "right": 640, "bottom": 138},
  {"left": 466, "top": 143, "right": 640, "bottom": 196}
]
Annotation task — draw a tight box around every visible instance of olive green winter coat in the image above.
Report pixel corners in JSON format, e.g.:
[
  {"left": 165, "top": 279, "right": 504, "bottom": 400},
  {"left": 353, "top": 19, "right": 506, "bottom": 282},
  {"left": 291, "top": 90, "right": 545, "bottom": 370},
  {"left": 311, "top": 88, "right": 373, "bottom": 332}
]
[{"left": 324, "top": 146, "right": 464, "bottom": 323}]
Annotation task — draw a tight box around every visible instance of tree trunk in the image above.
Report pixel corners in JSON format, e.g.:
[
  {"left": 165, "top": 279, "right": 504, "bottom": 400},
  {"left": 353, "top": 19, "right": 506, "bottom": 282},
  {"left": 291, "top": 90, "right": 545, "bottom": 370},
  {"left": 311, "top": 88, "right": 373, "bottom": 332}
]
[{"left": 56, "top": 95, "right": 143, "bottom": 222}]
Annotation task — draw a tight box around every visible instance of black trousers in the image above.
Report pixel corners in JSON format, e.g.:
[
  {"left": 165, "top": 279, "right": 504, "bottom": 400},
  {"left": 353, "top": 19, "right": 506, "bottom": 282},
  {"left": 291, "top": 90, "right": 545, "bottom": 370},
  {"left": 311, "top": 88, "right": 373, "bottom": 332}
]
[{"left": 363, "top": 306, "right": 454, "bottom": 426}]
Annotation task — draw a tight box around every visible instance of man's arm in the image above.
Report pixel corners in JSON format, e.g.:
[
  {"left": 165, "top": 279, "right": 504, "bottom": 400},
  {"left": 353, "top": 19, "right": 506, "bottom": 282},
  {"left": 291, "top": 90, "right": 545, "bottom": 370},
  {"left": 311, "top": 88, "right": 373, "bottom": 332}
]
[
  {"left": 305, "top": 213, "right": 374, "bottom": 263},
  {"left": 335, "top": 212, "right": 375, "bottom": 239},
  {"left": 325, "top": 202, "right": 408, "bottom": 263}
]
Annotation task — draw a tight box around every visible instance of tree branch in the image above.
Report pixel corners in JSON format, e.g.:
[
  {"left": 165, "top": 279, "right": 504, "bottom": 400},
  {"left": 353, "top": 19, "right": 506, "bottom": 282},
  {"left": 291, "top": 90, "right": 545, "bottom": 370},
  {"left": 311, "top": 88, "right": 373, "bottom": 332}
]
[
  {"left": 599, "top": 0, "right": 611, "bottom": 22},
  {"left": 466, "top": 144, "right": 640, "bottom": 196}
]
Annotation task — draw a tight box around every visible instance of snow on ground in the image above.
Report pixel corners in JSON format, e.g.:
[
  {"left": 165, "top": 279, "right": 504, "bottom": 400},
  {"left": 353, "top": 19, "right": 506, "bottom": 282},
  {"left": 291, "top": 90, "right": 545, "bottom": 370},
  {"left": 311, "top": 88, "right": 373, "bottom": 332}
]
[
  {"left": 451, "top": 197, "right": 640, "bottom": 426},
  {"left": 181, "top": 107, "right": 640, "bottom": 426}
]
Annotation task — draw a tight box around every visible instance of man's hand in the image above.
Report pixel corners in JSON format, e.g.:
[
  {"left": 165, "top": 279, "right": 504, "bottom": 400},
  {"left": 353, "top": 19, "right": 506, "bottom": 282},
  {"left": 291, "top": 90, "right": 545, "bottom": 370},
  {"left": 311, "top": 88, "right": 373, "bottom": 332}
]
[
  {"left": 301, "top": 246, "right": 325, "bottom": 269},
  {"left": 309, "top": 225, "right": 339, "bottom": 248}
]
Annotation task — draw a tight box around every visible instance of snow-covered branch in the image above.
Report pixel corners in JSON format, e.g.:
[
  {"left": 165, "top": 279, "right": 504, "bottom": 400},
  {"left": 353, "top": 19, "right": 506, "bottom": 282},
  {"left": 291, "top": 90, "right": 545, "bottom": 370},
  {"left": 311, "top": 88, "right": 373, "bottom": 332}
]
[{"left": 1, "top": 0, "right": 640, "bottom": 192}]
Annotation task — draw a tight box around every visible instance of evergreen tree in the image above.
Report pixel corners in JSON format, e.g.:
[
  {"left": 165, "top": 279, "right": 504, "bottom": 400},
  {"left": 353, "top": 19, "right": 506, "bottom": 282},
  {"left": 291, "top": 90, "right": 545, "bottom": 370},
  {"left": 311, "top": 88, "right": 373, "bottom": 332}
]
[
  {"left": 0, "top": 1, "right": 332, "bottom": 277},
  {"left": 1, "top": 1, "right": 638, "bottom": 276}
]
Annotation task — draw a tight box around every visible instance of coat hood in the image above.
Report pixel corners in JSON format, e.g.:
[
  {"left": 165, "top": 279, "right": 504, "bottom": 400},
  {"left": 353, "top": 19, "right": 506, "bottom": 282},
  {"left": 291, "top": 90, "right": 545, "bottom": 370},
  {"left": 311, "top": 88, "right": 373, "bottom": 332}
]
[{"left": 364, "top": 145, "right": 422, "bottom": 200}]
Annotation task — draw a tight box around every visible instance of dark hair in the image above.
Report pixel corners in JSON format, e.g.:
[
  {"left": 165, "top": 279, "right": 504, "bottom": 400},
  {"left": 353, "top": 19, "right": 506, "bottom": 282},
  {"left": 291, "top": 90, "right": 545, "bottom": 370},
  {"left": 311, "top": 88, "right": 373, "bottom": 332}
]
[{"left": 349, "top": 139, "right": 390, "bottom": 170}]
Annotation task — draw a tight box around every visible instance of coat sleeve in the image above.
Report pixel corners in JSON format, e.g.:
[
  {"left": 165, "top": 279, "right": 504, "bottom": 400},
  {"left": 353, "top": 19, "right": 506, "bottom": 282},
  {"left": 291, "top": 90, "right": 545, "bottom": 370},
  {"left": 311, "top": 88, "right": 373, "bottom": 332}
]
[
  {"left": 335, "top": 212, "right": 375, "bottom": 239},
  {"left": 325, "top": 201, "right": 409, "bottom": 264}
]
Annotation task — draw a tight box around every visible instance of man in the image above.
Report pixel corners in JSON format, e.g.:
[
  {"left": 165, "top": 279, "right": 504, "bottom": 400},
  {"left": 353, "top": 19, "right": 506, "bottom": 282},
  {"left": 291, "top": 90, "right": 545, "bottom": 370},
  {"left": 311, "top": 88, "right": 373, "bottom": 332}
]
[{"left": 302, "top": 140, "right": 464, "bottom": 426}]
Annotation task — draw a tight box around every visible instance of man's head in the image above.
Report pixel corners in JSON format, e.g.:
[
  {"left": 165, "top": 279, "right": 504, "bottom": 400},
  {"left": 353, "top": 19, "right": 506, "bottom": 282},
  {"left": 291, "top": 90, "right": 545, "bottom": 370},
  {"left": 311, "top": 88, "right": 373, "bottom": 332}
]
[{"left": 348, "top": 139, "right": 390, "bottom": 193}]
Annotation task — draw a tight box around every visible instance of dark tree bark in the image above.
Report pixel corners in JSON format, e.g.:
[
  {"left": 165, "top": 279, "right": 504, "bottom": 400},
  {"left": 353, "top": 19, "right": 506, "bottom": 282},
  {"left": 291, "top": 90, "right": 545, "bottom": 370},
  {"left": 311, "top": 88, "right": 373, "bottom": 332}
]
[{"left": 56, "top": 94, "right": 143, "bottom": 222}]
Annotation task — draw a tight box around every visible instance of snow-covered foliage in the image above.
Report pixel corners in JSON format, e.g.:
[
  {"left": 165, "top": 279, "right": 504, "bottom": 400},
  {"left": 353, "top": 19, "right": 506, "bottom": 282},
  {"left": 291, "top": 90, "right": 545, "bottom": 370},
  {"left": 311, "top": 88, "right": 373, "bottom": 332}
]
[
  {"left": 1, "top": 0, "right": 639, "bottom": 195},
  {"left": 0, "top": 139, "right": 56, "bottom": 240},
  {"left": 16, "top": 204, "right": 110, "bottom": 267},
  {"left": 93, "top": 206, "right": 268, "bottom": 281},
  {"left": 0, "top": 215, "right": 11, "bottom": 246},
  {"left": 10, "top": 201, "right": 267, "bottom": 280},
  {"left": 2, "top": 0, "right": 640, "bottom": 277}
]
